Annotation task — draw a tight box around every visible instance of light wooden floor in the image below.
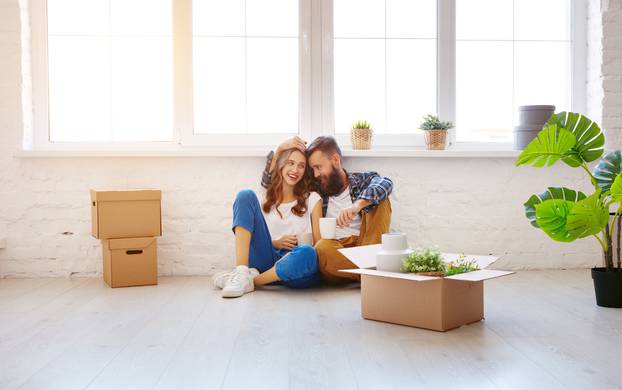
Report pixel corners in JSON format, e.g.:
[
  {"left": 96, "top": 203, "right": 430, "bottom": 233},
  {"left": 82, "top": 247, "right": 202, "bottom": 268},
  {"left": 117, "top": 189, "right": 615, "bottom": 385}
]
[{"left": 0, "top": 270, "right": 621, "bottom": 390}]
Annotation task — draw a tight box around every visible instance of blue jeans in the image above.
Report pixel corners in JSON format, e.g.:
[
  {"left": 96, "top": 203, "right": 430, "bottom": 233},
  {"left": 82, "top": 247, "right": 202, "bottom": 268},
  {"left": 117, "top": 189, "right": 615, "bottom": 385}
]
[{"left": 232, "top": 189, "right": 320, "bottom": 289}]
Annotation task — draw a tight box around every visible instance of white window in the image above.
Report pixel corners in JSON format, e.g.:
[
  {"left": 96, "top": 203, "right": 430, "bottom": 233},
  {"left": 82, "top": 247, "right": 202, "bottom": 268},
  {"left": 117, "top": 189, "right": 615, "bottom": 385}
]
[
  {"left": 333, "top": 0, "right": 437, "bottom": 135},
  {"left": 192, "top": 0, "right": 299, "bottom": 135},
  {"left": 456, "top": 0, "right": 575, "bottom": 142},
  {"left": 45, "top": 0, "right": 174, "bottom": 143},
  {"left": 28, "top": 0, "right": 585, "bottom": 150}
]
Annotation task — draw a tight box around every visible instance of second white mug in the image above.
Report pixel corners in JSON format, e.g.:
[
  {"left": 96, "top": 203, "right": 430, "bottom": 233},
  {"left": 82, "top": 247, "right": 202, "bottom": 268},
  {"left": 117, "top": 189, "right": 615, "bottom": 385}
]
[
  {"left": 319, "top": 217, "right": 337, "bottom": 239},
  {"left": 296, "top": 232, "right": 313, "bottom": 246}
]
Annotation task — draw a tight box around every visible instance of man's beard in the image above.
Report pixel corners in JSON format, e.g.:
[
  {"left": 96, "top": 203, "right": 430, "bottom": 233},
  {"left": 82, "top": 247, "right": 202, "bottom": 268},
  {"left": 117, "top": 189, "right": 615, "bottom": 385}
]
[{"left": 318, "top": 166, "right": 346, "bottom": 196}]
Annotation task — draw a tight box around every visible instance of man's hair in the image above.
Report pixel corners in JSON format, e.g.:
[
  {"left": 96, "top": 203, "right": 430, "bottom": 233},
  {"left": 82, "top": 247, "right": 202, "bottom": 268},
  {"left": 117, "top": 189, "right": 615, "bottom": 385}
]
[{"left": 306, "top": 136, "right": 342, "bottom": 158}]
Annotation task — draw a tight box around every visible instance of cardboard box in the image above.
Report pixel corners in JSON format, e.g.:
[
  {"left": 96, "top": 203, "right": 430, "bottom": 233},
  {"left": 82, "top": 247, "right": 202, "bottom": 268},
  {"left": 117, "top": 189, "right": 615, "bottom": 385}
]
[
  {"left": 91, "top": 189, "right": 162, "bottom": 239},
  {"left": 339, "top": 245, "right": 514, "bottom": 332},
  {"left": 102, "top": 237, "right": 158, "bottom": 288}
]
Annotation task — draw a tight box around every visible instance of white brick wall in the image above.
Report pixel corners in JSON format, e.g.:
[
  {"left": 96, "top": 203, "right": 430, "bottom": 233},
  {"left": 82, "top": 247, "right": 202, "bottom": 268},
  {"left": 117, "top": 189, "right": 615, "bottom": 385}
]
[
  {"left": 602, "top": 0, "right": 622, "bottom": 149},
  {"left": 1, "top": 0, "right": 621, "bottom": 277}
]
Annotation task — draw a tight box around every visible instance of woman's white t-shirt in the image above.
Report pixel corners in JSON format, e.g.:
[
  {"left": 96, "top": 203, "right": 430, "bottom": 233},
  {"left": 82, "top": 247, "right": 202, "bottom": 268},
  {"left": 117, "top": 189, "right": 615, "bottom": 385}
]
[{"left": 262, "top": 191, "right": 322, "bottom": 239}]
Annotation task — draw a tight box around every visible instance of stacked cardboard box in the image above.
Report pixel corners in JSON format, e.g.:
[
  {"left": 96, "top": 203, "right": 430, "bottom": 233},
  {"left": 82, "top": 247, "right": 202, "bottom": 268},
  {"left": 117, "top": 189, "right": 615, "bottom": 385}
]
[{"left": 91, "top": 189, "right": 162, "bottom": 288}]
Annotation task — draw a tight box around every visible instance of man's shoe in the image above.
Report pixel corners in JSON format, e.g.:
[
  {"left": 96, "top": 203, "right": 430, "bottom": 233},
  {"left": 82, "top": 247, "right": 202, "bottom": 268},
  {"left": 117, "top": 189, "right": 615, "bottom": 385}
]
[{"left": 222, "top": 265, "right": 255, "bottom": 298}]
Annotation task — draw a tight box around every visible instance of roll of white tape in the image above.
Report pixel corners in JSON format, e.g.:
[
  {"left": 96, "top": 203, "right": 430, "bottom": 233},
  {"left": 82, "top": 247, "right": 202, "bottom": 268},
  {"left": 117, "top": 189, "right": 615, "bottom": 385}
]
[{"left": 381, "top": 232, "right": 408, "bottom": 251}]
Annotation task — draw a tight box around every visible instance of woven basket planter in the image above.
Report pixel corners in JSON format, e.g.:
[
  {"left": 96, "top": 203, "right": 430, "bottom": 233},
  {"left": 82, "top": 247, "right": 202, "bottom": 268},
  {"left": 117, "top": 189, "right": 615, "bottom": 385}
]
[
  {"left": 351, "top": 128, "right": 373, "bottom": 150},
  {"left": 424, "top": 129, "right": 448, "bottom": 150}
]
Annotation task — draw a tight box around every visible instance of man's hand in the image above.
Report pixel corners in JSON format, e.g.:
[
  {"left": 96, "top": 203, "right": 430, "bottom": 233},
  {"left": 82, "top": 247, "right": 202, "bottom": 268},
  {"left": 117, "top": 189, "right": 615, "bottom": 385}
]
[
  {"left": 337, "top": 206, "right": 359, "bottom": 228},
  {"left": 273, "top": 235, "right": 298, "bottom": 250},
  {"left": 336, "top": 199, "right": 372, "bottom": 227},
  {"left": 276, "top": 136, "right": 307, "bottom": 154}
]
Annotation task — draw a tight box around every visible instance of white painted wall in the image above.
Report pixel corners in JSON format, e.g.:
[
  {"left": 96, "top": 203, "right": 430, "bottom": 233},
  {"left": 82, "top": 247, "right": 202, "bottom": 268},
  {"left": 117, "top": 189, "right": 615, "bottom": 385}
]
[{"left": 1, "top": 0, "right": 621, "bottom": 277}]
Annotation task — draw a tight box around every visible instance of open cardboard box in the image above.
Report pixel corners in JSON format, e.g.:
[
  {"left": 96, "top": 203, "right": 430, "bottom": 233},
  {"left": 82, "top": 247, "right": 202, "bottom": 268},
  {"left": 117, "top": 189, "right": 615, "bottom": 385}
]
[{"left": 339, "top": 245, "right": 514, "bottom": 332}]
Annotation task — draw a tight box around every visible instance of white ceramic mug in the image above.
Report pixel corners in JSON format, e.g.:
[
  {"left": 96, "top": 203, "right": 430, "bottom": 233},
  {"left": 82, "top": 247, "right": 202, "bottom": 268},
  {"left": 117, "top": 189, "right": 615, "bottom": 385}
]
[
  {"left": 296, "top": 232, "right": 313, "bottom": 246},
  {"left": 319, "top": 217, "right": 337, "bottom": 239}
]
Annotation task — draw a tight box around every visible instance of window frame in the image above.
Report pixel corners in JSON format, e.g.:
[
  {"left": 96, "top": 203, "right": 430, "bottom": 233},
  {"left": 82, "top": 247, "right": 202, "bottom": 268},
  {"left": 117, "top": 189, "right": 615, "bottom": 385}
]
[{"left": 27, "top": 0, "right": 586, "bottom": 151}]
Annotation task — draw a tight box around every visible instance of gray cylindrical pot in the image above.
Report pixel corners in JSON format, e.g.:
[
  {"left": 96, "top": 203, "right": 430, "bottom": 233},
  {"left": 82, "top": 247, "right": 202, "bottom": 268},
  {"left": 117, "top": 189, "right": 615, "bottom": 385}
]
[
  {"left": 513, "top": 105, "right": 556, "bottom": 150},
  {"left": 513, "top": 126, "right": 541, "bottom": 150}
]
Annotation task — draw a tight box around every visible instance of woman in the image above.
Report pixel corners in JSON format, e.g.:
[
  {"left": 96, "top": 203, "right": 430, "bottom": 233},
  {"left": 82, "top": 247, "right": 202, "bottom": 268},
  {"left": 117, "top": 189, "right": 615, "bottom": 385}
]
[{"left": 213, "top": 143, "right": 323, "bottom": 298}]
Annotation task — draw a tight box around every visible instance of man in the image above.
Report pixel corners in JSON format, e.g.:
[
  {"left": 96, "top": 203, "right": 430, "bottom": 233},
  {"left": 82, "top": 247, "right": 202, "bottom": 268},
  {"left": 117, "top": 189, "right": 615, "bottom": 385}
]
[{"left": 262, "top": 136, "right": 393, "bottom": 283}]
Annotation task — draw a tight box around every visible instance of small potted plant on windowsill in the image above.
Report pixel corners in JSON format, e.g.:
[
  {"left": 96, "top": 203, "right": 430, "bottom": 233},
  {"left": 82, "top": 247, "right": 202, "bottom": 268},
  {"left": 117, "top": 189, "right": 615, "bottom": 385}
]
[
  {"left": 351, "top": 120, "right": 373, "bottom": 150},
  {"left": 515, "top": 111, "right": 622, "bottom": 308},
  {"left": 420, "top": 114, "right": 453, "bottom": 150}
]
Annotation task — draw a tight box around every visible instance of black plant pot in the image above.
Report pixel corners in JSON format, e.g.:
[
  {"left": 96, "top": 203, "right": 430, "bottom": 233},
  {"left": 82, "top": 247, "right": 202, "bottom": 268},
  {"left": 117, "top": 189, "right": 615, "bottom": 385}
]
[{"left": 592, "top": 267, "right": 622, "bottom": 308}]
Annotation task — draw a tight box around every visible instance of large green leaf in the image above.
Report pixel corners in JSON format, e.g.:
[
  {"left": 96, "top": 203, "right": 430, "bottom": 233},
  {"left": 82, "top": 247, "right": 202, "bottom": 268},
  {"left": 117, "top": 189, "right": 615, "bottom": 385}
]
[
  {"left": 610, "top": 174, "right": 622, "bottom": 202},
  {"left": 535, "top": 199, "right": 579, "bottom": 242},
  {"left": 515, "top": 124, "right": 577, "bottom": 167},
  {"left": 524, "top": 187, "right": 587, "bottom": 228},
  {"left": 566, "top": 189, "right": 609, "bottom": 239},
  {"left": 593, "top": 149, "right": 622, "bottom": 193},
  {"left": 547, "top": 112, "right": 604, "bottom": 166}
]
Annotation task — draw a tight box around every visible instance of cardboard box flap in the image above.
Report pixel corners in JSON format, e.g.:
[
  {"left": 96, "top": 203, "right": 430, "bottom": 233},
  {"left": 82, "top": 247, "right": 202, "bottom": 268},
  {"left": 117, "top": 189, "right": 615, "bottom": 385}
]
[
  {"left": 91, "top": 189, "right": 162, "bottom": 202},
  {"left": 107, "top": 237, "right": 156, "bottom": 250},
  {"left": 444, "top": 269, "right": 515, "bottom": 281},
  {"left": 339, "top": 245, "right": 382, "bottom": 269},
  {"left": 341, "top": 267, "right": 439, "bottom": 281}
]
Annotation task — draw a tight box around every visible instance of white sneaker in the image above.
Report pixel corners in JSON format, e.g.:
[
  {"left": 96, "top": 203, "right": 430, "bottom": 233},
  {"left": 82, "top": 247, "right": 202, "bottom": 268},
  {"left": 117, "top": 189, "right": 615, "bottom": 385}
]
[
  {"left": 214, "top": 267, "right": 259, "bottom": 290},
  {"left": 222, "top": 265, "right": 255, "bottom": 298},
  {"left": 212, "top": 270, "right": 233, "bottom": 289}
]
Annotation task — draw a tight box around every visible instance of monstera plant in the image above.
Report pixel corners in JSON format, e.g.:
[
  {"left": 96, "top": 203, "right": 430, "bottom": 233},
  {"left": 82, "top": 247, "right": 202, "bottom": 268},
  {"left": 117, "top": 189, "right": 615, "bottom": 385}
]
[{"left": 515, "top": 111, "right": 622, "bottom": 308}]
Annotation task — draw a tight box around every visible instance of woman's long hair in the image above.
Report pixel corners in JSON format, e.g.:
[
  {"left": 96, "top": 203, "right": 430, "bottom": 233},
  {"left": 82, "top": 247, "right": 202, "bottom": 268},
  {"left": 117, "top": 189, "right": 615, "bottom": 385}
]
[{"left": 262, "top": 148, "right": 312, "bottom": 218}]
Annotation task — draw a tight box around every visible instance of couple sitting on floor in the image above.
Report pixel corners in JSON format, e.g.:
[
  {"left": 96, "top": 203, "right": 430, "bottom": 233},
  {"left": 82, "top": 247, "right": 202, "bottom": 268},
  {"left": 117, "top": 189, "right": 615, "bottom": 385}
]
[{"left": 213, "top": 136, "right": 394, "bottom": 298}]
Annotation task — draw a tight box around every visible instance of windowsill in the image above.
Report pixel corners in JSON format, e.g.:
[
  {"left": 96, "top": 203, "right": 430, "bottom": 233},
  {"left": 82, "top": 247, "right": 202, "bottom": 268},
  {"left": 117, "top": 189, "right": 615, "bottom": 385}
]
[{"left": 14, "top": 146, "right": 521, "bottom": 158}]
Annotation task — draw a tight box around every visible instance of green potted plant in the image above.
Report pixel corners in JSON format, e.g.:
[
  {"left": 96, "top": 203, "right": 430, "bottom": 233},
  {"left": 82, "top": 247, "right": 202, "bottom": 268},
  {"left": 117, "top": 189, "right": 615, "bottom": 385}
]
[
  {"left": 351, "top": 120, "right": 373, "bottom": 150},
  {"left": 515, "top": 111, "right": 622, "bottom": 307},
  {"left": 420, "top": 114, "right": 453, "bottom": 150},
  {"left": 402, "top": 247, "right": 446, "bottom": 276},
  {"left": 402, "top": 248, "right": 480, "bottom": 277}
]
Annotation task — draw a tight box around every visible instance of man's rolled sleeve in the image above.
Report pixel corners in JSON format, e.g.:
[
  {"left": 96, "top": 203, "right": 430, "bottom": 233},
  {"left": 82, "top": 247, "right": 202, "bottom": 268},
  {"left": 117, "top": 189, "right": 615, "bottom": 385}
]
[
  {"left": 261, "top": 150, "right": 274, "bottom": 189},
  {"left": 358, "top": 175, "right": 393, "bottom": 213}
]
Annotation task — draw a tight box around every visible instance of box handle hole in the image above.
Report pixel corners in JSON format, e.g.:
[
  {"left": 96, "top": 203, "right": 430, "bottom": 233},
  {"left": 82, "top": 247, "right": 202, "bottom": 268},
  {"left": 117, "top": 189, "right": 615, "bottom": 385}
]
[
  {"left": 126, "top": 250, "right": 143, "bottom": 255},
  {"left": 92, "top": 202, "right": 96, "bottom": 206}
]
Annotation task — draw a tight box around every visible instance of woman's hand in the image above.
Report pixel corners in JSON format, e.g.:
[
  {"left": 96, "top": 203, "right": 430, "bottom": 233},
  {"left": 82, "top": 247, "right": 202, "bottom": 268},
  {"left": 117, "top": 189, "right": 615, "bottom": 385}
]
[{"left": 273, "top": 235, "right": 298, "bottom": 250}]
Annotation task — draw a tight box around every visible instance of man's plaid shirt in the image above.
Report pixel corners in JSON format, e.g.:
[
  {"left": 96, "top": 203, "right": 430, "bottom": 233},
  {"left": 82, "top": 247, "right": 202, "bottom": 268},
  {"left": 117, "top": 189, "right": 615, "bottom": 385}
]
[{"left": 261, "top": 151, "right": 393, "bottom": 216}]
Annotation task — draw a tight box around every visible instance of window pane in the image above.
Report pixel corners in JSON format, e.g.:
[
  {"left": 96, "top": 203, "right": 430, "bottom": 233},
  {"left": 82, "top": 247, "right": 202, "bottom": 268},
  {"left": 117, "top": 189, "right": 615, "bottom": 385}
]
[
  {"left": 247, "top": 38, "right": 298, "bottom": 133},
  {"left": 456, "top": 42, "right": 513, "bottom": 142},
  {"left": 193, "top": 38, "right": 246, "bottom": 134},
  {"left": 334, "top": 0, "right": 384, "bottom": 38},
  {"left": 334, "top": 39, "right": 385, "bottom": 133},
  {"left": 386, "top": 39, "right": 436, "bottom": 133},
  {"left": 515, "top": 0, "right": 571, "bottom": 41},
  {"left": 47, "top": 0, "right": 174, "bottom": 142},
  {"left": 514, "top": 42, "right": 571, "bottom": 116},
  {"left": 246, "top": 0, "right": 298, "bottom": 37},
  {"left": 387, "top": 0, "right": 436, "bottom": 38},
  {"left": 111, "top": 37, "right": 173, "bottom": 141},
  {"left": 193, "top": 0, "right": 244, "bottom": 36},
  {"left": 48, "top": 37, "right": 111, "bottom": 142},
  {"left": 456, "top": 0, "right": 572, "bottom": 142},
  {"left": 192, "top": 0, "right": 299, "bottom": 135},
  {"left": 47, "top": 0, "right": 109, "bottom": 36},
  {"left": 334, "top": 0, "right": 437, "bottom": 136},
  {"left": 456, "top": 0, "right": 512, "bottom": 40},
  {"left": 110, "top": 0, "right": 171, "bottom": 36}
]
